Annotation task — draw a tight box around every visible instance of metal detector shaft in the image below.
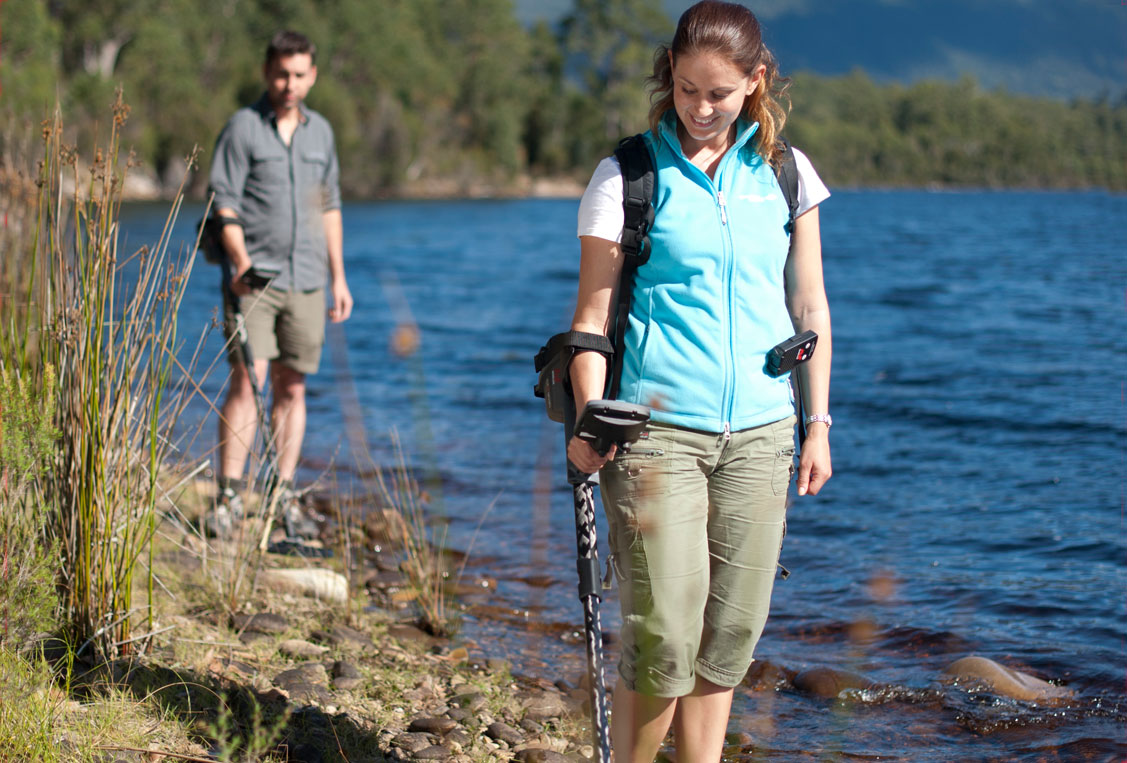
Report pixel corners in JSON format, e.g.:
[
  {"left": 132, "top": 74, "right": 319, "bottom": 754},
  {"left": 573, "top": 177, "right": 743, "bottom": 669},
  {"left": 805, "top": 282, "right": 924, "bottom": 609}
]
[
  {"left": 218, "top": 259, "right": 292, "bottom": 544},
  {"left": 564, "top": 398, "right": 612, "bottom": 763}
]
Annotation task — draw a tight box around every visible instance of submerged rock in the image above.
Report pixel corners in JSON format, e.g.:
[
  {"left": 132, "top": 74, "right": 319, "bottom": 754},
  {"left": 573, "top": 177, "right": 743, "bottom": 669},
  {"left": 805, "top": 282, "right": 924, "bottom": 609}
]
[
  {"left": 793, "top": 666, "right": 875, "bottom": 698},
  {"left": 942, "top": 655, "right": 1072, "bottom": 702}
]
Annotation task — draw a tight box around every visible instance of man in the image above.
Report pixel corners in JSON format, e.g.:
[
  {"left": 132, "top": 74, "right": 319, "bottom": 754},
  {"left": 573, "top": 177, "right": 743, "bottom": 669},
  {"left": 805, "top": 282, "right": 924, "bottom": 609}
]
[{"left": 206, "top": 30, "right": 353, "bottom": 537}]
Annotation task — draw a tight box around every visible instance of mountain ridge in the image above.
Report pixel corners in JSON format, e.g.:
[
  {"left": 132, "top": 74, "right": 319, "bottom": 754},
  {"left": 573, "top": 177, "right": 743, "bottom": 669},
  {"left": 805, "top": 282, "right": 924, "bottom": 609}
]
[{"left": 516, "top": 0, "right": 1127, "bottom": 100}]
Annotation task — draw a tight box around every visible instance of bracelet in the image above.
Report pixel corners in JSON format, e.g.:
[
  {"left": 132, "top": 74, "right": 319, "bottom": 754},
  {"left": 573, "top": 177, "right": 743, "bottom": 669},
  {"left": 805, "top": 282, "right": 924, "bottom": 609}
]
[{"left": 804, "top": 413, "right": 832, "bottom": 428}]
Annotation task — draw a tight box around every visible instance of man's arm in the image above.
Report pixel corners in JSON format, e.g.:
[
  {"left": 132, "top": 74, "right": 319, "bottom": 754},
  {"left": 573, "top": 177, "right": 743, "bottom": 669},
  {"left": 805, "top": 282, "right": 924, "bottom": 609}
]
[
  {"left": 209, "top": 118, "right": 254, "bottom": 295},
  {"left": 324, "top": 208, "right": 352, "bottom": 322}
]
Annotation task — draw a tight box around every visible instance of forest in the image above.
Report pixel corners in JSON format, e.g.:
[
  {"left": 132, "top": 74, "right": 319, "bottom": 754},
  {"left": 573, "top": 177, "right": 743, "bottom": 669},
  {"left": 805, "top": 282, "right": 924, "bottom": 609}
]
[{"left": 3, "top": 0, "right": 1125, "bottom": 195}]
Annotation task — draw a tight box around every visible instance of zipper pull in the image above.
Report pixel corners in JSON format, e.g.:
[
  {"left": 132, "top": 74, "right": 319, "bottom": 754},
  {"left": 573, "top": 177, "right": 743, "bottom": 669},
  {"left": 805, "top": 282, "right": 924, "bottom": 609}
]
[
  {"left": 723, "top": 422, "right": 731, "bottom": 442},
  {"left": 717, "top": 190, "right": 728, "bottom": 225}
]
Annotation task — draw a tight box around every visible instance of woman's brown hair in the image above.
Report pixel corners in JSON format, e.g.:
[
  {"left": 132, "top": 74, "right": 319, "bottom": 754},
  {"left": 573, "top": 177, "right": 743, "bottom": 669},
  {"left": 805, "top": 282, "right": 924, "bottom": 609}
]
[{"left": 647, "top": 1, "right": 791, "bottom": 165}]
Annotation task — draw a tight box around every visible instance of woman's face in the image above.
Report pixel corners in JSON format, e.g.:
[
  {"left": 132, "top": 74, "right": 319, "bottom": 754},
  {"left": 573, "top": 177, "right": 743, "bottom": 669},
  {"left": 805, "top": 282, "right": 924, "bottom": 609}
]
[{"left": 670, "top": 50, "right": 764, "bottom": 150}]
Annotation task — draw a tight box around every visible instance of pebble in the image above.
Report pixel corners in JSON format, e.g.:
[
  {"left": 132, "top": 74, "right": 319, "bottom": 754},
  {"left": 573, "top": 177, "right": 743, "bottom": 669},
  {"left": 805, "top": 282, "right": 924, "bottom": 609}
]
[
  {"left": 331, "top": 660, "right": 363, "bottom": 690},
  {"left": 274, "top": 662, "right": 332, "bottom": 704},
  {"left": 394, "top": 732, "right": 435, "bottom": 753},
  {"left": 520, "top": 718, "right": 544, "bottom": 734},
  {"left": 445, "top": 728, "right": 472, "bottom": 747},
  {"left": 486, "top": 721, "right": 525, "bottom": 747},
  {"left": 279, "top": 639, "right": 329, "bottom": 658},
  {"left": 446, "top": 707, "right": 470, "bottom": 722},
  {"left": 412, "top": 745, "right": 451, "bottom": 760},
  {"left": 515, "top": 750, "right": 574, "bottom": 763},
  {"left": 521, "top": 690, "right": 568, "bottom": 720},
  {"left": 449, "top": 691, "right": 487, "bottom": 713},
  {"left": 232, "top": 612, "right": 289, "bottom": 634},
  {"left": 408, "top": 717, "right": 459, "bottom": 735}
]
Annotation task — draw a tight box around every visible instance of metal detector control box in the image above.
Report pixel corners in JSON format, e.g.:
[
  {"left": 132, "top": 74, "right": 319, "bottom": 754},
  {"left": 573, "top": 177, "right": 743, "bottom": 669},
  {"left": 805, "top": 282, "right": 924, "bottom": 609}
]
[{"left": 573, "top": 399, "right": 651, "bottom": 456}]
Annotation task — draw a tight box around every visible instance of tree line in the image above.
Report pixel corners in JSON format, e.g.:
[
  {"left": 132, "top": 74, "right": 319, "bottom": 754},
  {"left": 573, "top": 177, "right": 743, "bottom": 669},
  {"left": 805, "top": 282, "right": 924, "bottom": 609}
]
[{"left": 3, "top": 0, "right": 1124, "bottom": 195}]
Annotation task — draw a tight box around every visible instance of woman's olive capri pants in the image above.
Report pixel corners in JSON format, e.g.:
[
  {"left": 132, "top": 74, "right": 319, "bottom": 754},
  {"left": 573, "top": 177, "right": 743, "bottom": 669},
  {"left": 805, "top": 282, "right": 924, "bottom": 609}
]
[{"left": 599, "top": 416, "right": 796, "bottom": 697}]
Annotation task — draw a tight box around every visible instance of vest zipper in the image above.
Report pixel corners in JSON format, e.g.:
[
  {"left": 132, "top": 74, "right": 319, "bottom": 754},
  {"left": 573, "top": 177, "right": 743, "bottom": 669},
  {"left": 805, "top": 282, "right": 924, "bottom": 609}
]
[
  {"left": 717, "top": 189, "right": 728, "bottom": 225},
  {"left": 723, "top": 422, "right": 731, "bottom": 441}
]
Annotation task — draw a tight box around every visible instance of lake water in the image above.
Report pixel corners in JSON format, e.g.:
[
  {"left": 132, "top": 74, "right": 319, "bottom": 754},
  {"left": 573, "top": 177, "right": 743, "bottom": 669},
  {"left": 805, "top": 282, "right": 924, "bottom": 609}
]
[{"left": 120, "top": 189, "right": 1127, "bottom": 761}]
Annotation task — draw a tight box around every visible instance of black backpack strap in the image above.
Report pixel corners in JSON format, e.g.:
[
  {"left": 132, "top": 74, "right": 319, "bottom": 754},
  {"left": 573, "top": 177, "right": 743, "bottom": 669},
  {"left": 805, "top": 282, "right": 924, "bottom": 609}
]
[
  {"left": 773, "top": 138, "right": 800, "bottom": 235},
  {"left": 609, "top": 135, "right": 656, "bottom": 399}
]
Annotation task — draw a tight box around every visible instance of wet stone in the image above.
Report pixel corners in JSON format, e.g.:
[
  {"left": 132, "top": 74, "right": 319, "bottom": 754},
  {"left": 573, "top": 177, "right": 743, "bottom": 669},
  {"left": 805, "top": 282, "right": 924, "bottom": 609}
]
[
  {"left": 232, "top": 612, "right": 290, "bottom": 634},
  {"left": 521, "top": 690, "right": 568, "bottom": 720},
  {"left": 388, "top": 622, "right": 436, "bottom": 647},
  {"left": 793, "top": 666, "right": 874, "bottom": 698},
  {"left": 725, "top": 731, "right": 754, "bottom": 747},
  {"left": 515, "top": 750, "right": 574, "bottom": 763},
  {"left": 486, "top": 721, "right": 525, "bottom": 747},
  {"left": 408, "top": 717, "right": 458, "bottom": 735},
  {"left": 412, "top": 746, "right": 451, "bottom": 760},
  {"left": 366, "top": 569, "right": 407, "bottom": 589}
]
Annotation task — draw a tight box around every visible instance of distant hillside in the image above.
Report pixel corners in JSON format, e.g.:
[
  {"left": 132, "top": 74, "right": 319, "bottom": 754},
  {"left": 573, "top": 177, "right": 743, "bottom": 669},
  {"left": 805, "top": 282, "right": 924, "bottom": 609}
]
[{"left": 517, "top": 0, "right": 1127, "bottom": 100}]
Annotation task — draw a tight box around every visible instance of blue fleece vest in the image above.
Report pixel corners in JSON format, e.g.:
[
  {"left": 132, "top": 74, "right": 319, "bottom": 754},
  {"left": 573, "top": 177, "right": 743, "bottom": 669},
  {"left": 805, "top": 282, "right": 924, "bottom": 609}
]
[{"left": 617, "top": 113, "right": 796, "bottom": 433}]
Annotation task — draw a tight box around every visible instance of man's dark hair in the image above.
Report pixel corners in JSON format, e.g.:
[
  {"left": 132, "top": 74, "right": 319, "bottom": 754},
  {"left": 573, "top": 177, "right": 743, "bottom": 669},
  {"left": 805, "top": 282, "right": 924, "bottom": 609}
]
[{"left": 265, "top": 30, "right": 316, "bottom": 66}]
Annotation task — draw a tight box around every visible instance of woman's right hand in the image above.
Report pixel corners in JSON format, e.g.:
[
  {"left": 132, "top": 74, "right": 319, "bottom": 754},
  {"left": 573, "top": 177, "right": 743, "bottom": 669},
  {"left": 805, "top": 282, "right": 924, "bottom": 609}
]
[{"left": 567, "top": 435, "right": 617, "bottom": 475}]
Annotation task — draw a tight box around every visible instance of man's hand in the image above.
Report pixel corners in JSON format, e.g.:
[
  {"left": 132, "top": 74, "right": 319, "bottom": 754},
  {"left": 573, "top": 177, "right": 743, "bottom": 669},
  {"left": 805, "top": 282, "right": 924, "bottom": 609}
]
[
  {"left": 329, "top": 278, "right": 353, "bottom": 322},
  {"left": 229, "top": 258, "right": 254, "bottom": 297}
]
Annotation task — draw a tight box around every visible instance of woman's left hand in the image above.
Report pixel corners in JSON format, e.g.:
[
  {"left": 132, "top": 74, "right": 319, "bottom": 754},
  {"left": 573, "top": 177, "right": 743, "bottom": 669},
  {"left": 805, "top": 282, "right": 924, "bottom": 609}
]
[{"left": 796, "top": 429, "right": 832, "bottom": 496}]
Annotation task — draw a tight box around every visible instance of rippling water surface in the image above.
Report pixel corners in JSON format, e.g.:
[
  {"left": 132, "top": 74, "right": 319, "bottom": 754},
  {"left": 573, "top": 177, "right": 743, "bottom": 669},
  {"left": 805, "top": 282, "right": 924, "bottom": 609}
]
[{"left": 121, "top": 189, "right": 1126, "bottom": 760}]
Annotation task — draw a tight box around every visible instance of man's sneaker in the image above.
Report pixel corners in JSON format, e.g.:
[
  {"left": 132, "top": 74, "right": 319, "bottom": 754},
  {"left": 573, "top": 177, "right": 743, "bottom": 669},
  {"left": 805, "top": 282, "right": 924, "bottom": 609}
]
[
  {"left": 203, "top": 486, "right": 245, "bottom": 538},
  {"left": 276, "top": 487, "right": 320, "bottom": 540}
]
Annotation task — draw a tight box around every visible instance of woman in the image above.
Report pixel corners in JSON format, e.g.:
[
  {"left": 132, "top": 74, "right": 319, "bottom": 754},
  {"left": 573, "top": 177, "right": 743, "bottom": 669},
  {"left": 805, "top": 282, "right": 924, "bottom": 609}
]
[{"left": 566, "top": 2, "right": 833, "bottom": 759}]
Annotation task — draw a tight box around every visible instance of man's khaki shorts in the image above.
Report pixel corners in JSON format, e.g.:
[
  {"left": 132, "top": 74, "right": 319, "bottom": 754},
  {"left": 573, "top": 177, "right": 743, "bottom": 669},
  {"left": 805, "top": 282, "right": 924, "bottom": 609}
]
[
  {"left": 224, "top": 286, "right": 325, "bottom": 375},
  {"left": 599, "top": 416, "right": 796, "bottom": 697}
]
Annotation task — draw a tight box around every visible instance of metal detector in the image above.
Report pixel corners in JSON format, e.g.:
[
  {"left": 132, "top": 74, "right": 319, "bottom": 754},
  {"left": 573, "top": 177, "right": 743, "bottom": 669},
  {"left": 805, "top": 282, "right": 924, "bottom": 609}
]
[
  {"left": 218, "top": 259, "right": 296, "bottom": 545},
  {"left": 563, "top": 398, "right": 650, "bottom": 763}
]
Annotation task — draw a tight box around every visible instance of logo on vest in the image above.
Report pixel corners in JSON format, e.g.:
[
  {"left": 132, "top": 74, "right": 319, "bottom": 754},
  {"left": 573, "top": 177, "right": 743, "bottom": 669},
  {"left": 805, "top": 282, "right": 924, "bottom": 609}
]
[{"left": 737, "top": 192, "right": 779, "bottom": 203}]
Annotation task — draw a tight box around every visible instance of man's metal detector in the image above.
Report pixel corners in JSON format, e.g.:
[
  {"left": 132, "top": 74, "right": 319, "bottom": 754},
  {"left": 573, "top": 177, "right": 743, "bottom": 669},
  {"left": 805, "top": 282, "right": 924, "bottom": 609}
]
[
  {"left": 217, "top": 259, "right": 299, "bottom": 545},
  {"left": 564, "top": 397, "right": 650, "bottom": 763}
]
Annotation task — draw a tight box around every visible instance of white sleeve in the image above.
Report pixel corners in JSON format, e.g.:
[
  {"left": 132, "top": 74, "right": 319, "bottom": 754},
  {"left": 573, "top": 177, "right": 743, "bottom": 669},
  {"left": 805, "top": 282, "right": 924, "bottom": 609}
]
[
  {"left": 792, "top": 147, "right": 830, "bottom": 216},
  {"left": 577, "top": 156, "right": 624, "bottom": 242}
]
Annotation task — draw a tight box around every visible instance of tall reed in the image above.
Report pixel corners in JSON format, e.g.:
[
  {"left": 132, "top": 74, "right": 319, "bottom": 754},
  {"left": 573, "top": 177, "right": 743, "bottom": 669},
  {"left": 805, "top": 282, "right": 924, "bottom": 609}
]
[{"left": 3, "top": 93, "right": 201, "bottom": 660}]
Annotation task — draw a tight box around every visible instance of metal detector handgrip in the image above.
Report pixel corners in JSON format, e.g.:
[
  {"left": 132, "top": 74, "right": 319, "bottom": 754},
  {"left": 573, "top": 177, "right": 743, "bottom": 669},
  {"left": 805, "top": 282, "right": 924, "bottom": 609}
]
[{"left": 573, "top": 399, "right": 651, "bottom": 457}]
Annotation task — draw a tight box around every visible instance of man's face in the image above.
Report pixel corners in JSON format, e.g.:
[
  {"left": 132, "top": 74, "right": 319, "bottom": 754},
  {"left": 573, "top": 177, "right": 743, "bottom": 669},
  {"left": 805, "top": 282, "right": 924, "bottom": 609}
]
[{"left": 264, "top": 53, "right": 317, "bottom": 113}]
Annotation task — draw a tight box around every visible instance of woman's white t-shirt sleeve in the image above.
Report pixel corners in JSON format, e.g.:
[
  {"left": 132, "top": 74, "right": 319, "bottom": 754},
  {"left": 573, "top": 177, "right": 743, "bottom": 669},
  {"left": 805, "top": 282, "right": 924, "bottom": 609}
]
[
  {"left": 577, "top": 148, "right": 831, "bottom": 239},
  {"left": 792, "top": 147, "right": 830, "bottom": 217},
  {"left": 577, "top": 156, "right": 625, "bottom": 242}
]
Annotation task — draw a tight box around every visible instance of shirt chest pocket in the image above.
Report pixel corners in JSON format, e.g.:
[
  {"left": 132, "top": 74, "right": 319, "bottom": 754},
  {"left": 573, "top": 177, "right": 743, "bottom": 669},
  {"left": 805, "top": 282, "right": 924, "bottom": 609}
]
[
  {"left": 249, "top": 151, "right": 289, "bottom": 187},
  {"left": 300, "top": 151, "right": 328, "bottom": 179}
]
